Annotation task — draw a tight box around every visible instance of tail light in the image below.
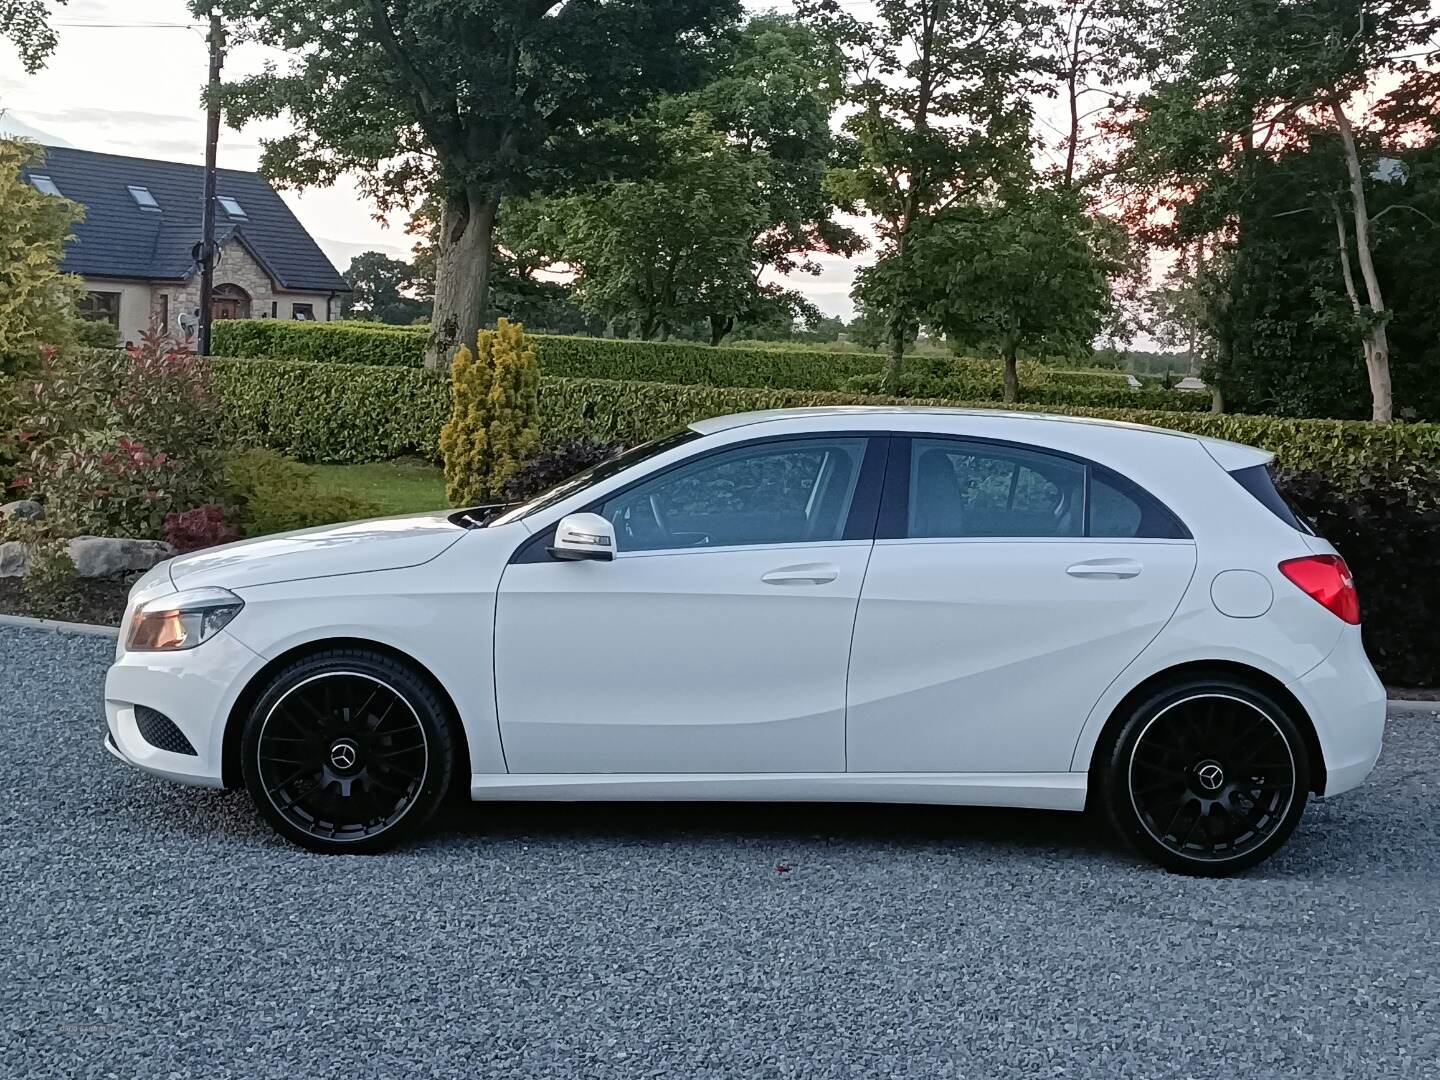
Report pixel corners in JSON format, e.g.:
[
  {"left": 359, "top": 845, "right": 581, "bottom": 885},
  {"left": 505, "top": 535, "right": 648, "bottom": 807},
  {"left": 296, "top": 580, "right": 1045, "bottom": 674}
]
[{"left": 1279, "top": 555, "right": 1360, "bottom": 624}]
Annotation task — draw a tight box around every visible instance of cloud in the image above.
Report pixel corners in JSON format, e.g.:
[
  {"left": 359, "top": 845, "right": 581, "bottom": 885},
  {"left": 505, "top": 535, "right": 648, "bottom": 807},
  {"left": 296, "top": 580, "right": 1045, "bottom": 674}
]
[{"left": 23, "top": 106, "right": 197, "bottom": 127}]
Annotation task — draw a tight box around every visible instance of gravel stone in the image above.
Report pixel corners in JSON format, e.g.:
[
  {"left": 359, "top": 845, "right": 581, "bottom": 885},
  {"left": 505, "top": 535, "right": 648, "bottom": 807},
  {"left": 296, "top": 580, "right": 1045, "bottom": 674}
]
[{"left": 1, "top": 623, "right": 1436, "bottom": 1078}]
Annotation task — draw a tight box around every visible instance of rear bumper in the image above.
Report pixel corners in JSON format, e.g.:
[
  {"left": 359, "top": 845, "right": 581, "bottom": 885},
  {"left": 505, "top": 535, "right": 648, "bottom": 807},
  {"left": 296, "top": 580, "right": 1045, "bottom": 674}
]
[{"left": 1287, "top": 626, "right": 1386, "bottom": 797}]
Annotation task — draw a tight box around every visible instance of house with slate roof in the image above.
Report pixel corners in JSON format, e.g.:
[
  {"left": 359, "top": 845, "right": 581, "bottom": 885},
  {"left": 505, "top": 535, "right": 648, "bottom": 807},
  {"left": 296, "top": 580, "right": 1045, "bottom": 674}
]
[{"left": 20, "top": 145, "right": 350, "bottom": 346}]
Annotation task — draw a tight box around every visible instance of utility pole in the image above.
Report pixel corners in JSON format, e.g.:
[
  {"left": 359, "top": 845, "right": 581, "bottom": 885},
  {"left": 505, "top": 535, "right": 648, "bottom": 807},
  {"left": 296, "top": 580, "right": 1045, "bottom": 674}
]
[{"left": 196, "top": 8, "right": 225, "bottom": 357}]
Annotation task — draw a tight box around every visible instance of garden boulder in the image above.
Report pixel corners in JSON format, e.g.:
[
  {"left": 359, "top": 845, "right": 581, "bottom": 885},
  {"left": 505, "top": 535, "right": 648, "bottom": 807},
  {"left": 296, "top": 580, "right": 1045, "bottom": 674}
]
[
  {"left": 0, "top": 541, "right": 27, "bottom": 578},
  {"left": 0, "top": 499, "right": 43, "bottom": 522},
  {"left": 67, "top": 537, "right": 174, "bottom": 579}
]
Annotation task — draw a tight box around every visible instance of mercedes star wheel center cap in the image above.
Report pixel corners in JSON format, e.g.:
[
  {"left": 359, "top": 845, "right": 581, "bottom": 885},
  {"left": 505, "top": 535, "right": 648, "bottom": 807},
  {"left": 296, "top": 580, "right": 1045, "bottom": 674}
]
[
  {"left": 329, "top": 739, "right": 358, "bottom": 771},
  {"left": 1196, "top": 761, "right": 1226, "bottom": 792}
]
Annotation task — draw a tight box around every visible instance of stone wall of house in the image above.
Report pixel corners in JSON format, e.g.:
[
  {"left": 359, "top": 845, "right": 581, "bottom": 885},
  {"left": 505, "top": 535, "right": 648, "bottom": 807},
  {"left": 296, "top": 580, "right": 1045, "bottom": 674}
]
[
  {"left": 162, "top": 237, "right": 276, "bottom": 331},
  {"left": 155, "top": 238, "right": 341, "bottom": 341}
]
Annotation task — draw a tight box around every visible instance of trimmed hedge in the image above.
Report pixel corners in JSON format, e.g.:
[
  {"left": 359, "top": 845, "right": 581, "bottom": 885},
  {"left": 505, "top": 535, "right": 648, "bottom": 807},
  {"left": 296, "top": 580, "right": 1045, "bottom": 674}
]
[
  {"left": 212, "top": 358, "right": 1440, "bottom": 481},
  {"left": 838, "top": 367, "right": 1207, "bottom": 412},
  {"left": 210, "top": 319, "right": 1148, "bottom": 399}
]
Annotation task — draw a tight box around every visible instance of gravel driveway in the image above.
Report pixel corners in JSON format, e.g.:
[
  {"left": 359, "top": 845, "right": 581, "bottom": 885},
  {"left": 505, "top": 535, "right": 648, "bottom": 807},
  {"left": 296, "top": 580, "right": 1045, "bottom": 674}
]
[{"left": 3, "top": 624, "right": 1437, "bottom": 1079}]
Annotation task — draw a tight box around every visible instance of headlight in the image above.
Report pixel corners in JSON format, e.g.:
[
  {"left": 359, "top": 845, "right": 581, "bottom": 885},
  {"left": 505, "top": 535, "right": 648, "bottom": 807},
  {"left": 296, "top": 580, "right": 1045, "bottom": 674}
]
[{"left": 126, "top": 587, "right": 244, "bottom": 652}]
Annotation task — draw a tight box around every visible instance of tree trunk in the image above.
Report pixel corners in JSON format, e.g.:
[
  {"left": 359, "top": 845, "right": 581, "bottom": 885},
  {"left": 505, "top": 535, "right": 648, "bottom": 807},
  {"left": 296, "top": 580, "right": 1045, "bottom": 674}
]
[
  {"left": 1210, "top": 383, "right": 1225, "bottom": 414},
  {"left": 883, "top": 320, "right": 905, "bottom": 395},
  {"left": 1002, "top": 347, "right": 1019, "bottom": 404},
  {"left": 709, "top": 314, "right": 734, "bottom": 347},
  {"left": 426, "top": 188, "right": 497, "bottom": 370},
  {"left": 1333, "top": 102, "right": 1393, "bottom": 422}
]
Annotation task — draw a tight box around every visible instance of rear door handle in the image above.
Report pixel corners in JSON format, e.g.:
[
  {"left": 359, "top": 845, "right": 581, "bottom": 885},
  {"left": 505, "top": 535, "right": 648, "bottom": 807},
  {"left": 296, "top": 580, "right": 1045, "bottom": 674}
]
[
  {"left": 762, "top": 563, "right": 839, "bottom": 586},
  {"left": 1066, "top": 558, "right": 1143, "bottom": 579}
]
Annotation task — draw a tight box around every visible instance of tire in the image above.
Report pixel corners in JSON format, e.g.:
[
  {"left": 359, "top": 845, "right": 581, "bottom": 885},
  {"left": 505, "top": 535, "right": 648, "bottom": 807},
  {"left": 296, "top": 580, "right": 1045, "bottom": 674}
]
[
  {"left": 1098, "top": 678, "right": 1311, "bottom": 876},
  {"left": 241, "top": 648, "right": 456, "bottom": 854}
]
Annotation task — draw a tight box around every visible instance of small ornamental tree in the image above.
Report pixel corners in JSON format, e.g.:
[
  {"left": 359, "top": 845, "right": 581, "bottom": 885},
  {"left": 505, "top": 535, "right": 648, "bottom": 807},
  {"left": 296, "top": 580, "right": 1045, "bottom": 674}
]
[
  {"left": 1, "top": 139, "right": 82, "bottom": 375},
  {"left": 439, "top": 319, "right": 541, "bottom": 507}
]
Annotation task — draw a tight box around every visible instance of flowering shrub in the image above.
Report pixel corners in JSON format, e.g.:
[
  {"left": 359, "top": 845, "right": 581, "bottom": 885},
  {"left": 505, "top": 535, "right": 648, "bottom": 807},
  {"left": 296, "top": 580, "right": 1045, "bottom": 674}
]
[
  {"left": 114, "top": 327, "right": 220, "bottom": 457},
  {"left": 163, "top": 504, "right": 240, "bottom": 553},
  {"left": 5, "top": 329, "right": 225, "bottom": 540},
  {"left": 24, "top": 433, "right": 191, "bottom": 538}
]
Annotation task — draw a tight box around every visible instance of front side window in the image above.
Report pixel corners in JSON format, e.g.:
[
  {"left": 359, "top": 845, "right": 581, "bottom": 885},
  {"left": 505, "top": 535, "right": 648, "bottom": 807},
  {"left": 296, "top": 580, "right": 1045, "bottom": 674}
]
[
  {"left": 599, "top": 438, "right": 868, "bottom": 552},
  {"left": 908, "top": 439, "right": 1085, "bottom": 538}
]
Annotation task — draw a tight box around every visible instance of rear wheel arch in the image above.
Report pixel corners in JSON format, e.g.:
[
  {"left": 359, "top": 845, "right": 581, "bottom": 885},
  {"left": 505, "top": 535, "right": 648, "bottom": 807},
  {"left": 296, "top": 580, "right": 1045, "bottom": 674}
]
[
  {"left": 1085, "top": 660, "right": 1327, "bottom": 798},
  {"left": 222, "top": 637, "right": 470, "bottom": 791}
]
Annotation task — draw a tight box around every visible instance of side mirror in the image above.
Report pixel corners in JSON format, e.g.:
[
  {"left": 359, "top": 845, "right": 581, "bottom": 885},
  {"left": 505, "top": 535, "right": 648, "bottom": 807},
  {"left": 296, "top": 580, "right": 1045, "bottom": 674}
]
[{"left": 549, "top": 513, "right": 616, "bottom": 562}]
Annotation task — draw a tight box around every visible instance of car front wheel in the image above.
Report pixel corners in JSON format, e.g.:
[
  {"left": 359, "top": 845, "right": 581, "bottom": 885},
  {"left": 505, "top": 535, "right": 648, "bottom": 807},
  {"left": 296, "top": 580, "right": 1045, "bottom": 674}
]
[
  {"left": 1099, "top": 678, "right": 1311, "bottom": 876},
  {"left": 241, "top": 648, "right": 456, "bottom": 854}
]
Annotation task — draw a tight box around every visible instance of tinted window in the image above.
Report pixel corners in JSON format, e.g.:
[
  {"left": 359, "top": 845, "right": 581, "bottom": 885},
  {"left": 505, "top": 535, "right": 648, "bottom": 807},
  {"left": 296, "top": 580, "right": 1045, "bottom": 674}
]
[
  {"left": 1230, "top": 464, "right": 1313, "bottom": 534},
  {"left": 600, "top": 438, "right": 867, "bottom": 552},
  {"left": 1090, "top": 465, "right": 1189, "bottom": 539},
  {"left": 907, "top": 439, "right": 1085, "bottom": 538}
]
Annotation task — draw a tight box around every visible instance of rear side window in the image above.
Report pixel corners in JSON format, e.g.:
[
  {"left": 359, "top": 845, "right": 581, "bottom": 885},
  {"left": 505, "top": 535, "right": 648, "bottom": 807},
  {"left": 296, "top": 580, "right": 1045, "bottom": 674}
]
[
  {"left": 1090, "top": 465, "right": 1189, "bottom": 540},
  {"left": 907, "top": 439, "right": 1086, "bottom": 538},
  {"left": 1230, "top": 464, "right": 1313, "bottom": 534},
  {"left": 891, "top": 437, "right": 1190, "bottom": 541}
]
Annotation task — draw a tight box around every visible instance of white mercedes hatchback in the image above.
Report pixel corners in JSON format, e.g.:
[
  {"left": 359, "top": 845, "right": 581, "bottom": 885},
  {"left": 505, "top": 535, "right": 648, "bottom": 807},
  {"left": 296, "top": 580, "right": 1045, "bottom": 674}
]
[{"left": 104, "top": 407, "right": 1385, "bottom": 874}]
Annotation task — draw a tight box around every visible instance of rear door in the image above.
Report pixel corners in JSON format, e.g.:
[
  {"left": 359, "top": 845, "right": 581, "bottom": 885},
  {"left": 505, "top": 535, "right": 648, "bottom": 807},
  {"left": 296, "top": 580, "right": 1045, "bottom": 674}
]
[{"left": 845, "top": 435, "right": 1197, "bottom": 774}]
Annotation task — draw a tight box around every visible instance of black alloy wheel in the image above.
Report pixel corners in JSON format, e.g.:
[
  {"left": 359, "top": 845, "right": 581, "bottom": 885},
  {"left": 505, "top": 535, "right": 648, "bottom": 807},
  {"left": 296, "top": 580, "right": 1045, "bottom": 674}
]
[
  {"left": 241, "top": 649, "right": 455, "bottom": 853},
  {"left": 1100, "top": 679, "right": 1311, "bottom": 876}
]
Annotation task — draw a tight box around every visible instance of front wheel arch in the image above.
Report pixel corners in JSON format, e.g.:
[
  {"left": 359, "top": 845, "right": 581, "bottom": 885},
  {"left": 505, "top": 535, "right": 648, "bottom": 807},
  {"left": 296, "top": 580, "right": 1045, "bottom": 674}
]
[
  {"left": 1085, "top": 661, "right": 1327, "bottom": 800},
  {"left": 222, "top": 636, "right": 470, "bottom": 791}
]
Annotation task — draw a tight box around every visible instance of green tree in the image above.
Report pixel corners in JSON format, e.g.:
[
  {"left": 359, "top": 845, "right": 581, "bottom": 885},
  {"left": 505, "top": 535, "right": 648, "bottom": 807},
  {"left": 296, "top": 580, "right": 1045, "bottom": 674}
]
[
  {"left": 203, "top": 0, "right": 743, "bottom": 369},
  {"left": 1, "top": 0, "right": 65, "bottom": 72},
  {"left": 670, "top": 13, "right": 863, "bottom": 344},
  {"left": 806, "top": 0, "right": 1048, "bottom": 392},
  {"left": 1041, "top": 0, "right": 1161, "bottom": 187},
  {"left": 556, "top": 118, "right": 769, "bottom": 340},
  {"left": 905, "top": 187, "right": 1119, "bottom": 401},
  {"left": 439, "top": 319, "right": 541, "bottom": 506},
  {"left": 510, "top": 13, "right": 859, "bottom": 345},
  {"left": 1123, "top": 0, "right": 1439, "bottom": 420},
  {"left": 342, "top": 251, "right": 431, "bottom": 325},
  {"left": 0, "top": 140, "right": 81, "bottom": 374}
]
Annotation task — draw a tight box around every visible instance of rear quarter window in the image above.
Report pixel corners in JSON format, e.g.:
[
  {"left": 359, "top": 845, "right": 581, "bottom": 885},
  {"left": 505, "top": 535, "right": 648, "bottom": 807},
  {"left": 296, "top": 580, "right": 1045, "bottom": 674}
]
[{"left": 1230, "top": 464, "right": 1313, "bottom": 534}]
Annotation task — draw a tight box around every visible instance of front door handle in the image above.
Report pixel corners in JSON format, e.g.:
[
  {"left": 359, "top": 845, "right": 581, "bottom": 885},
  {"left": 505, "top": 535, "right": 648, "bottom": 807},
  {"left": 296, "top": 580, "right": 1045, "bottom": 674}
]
[
  {"left": 1066, "top": 558, "right": 1143, "bottom": 579},
  {"left": 762, "top": 563, "right": 839, "bottom": 586}
]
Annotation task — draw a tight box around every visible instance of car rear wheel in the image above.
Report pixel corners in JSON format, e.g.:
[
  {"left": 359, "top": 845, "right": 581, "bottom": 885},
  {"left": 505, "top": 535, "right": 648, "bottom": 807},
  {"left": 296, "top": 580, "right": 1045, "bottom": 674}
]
[
  {"left": 241, "top": 648, "right": 456, "bottom": 854},
  {"left": 1099, "top": 678, "right": 1311, "bottom": 876}
]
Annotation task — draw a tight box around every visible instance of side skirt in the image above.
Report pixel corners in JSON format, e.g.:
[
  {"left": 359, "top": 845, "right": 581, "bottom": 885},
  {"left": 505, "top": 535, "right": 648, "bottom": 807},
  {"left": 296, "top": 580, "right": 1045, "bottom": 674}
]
[{"left": 469, "top": 772, "right": 1086, "bottom": 812}]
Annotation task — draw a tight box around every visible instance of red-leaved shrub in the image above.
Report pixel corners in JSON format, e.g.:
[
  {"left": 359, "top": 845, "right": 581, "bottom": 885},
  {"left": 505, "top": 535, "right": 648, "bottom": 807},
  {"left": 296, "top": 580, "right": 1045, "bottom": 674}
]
[{"left": 163, "top": 504, "right": 241, "bottom": 553}]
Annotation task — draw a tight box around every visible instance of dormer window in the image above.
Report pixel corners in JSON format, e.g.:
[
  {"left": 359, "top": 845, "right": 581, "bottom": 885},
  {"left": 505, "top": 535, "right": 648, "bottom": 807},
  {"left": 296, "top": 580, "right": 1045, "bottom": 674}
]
[
  {"left": 29, "top": 174, "right": 62, "bottom": 197},
  {"left": 216, "top": 195, "right": 247, "bottom": 219},
  {"left": 128, "top": 185, "right": 160, "bottom": 210}
]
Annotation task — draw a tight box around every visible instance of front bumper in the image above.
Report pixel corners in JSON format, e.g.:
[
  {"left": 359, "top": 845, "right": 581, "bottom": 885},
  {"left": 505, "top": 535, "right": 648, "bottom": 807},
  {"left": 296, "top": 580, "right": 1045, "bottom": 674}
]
[
  {"left": 1287, "top": 625, "right": 1387, "bottom": 797},
  {"left": 103, "top": 628, "right": 266, "bottom": 789}
]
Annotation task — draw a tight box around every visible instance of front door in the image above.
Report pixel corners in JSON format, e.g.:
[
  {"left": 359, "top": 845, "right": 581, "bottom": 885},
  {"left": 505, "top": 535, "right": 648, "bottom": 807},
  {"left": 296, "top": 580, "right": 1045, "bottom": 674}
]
[
  {"left": 846, "top": 436, "right": 1197, "bottom": 774},
  {"left": 494, "top": 435, "right": 884, "bottom": 774}
]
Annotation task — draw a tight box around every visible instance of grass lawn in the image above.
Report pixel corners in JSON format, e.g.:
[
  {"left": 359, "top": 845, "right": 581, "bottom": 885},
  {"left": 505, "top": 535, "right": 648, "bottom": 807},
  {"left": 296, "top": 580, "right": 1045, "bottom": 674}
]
[{"left": 309, "top": 458, "right": 449, "bottom": 517}]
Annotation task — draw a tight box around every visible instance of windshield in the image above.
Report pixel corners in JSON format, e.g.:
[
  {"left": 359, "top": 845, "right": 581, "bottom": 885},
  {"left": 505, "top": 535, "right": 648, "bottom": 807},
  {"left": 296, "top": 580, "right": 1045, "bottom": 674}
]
[{"left": 488, "top": 428, "right": 703, "bottom": 527}]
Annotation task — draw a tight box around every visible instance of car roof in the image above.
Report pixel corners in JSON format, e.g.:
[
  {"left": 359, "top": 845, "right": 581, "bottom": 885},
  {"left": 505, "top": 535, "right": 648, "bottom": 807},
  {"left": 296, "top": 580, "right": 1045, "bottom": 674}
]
[{"left": 687, "top": 406, "right": 1272, "bottom": 470}]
